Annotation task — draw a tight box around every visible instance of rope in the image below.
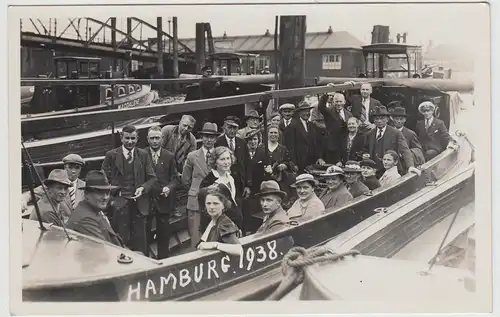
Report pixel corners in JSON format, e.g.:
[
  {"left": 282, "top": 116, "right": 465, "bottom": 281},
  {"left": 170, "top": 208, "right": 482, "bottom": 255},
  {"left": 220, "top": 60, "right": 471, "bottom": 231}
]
[{"left": 266, "top": 246, "right": 360, "bottom": 300}]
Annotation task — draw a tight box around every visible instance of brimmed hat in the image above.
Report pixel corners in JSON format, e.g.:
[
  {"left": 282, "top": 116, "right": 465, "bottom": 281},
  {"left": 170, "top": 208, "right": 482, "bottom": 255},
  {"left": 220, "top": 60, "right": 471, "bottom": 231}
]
[
  {"left": 224, "top": 116, "right": 240, "bottom": 127},
  {"left": 243, "top": 128, "right": 260, "bottom": 140},
  {"left": 291, "top": 173, "right": 319, "bottom": 187},
  {"left": 79, "top": 170, "right": 118, "bottom": 190},
  {"left": 386, "top": 100, "right": 403, "bottom": 111},
  {"left": 343, "top": 161, "right": 363, "bottom": 173},
  {"left": 320, "top": 165, "right": 345, "bottom": 178},
  {"left": 62, "top": 153, "right": 85, "bottom": 166},
  {"left": 43, "top": 169, "right": 72, "bottom": 187},
  {"left": 201, "top": 65, "right": 211, "bottom": 72},
  {"left": 391, "top": 106, "right": 408, "bottom": 117},
  {"left": 360, "top": 159, "right": 377, "bottom": 169},
  {"left": 418, "top": 101, "right": 436, "bottom": 114},
  {"left": 244, "top": 110, "right": 262, "bottom": 121},
  {"left": 372, "top": 106, "right": 391, "bottom": 117},
  {"left": 279, "top": 103, "right": 295, "bottom": 111},
  {"left": 295, "top": 102, "right": 313, "bottom": 112},
  {"left": 198, "top": 122, "right": 219, "bottom": 135},
  {"left": 254, "top": 180, "right": 287, "bottom": 198}
]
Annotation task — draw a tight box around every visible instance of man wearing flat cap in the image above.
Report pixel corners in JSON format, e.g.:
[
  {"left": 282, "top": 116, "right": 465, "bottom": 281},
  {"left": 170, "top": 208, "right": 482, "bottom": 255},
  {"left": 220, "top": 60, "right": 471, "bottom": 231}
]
[
  {"left": 29, "top": 169, "right": 73, "bottom": 227},
  {"left": 21, "top": 153, "right": 86, "bottom": 215},
  {"left": 216, "top": 116, "right": 252, "bottom": 202},
  {"left": 67, "top": 170, "right": 125, "bottom": 248}
]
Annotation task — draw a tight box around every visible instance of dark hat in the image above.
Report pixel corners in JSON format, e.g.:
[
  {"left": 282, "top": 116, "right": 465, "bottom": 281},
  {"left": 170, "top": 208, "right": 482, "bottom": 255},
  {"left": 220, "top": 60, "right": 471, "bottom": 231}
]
[
  {"left": 79, "top": 170, "right": 118, "bottom": 190},
  {"left": 391, "top": 106, "right": 408, "bottom": 117},
  {"left": 343, "top": 161, "right": 363, "bottom": 173},
  {"left": 43, "top": 169, "right": 72, "bottom": 187},
  {"left": 244, "top": 110, "right": 262, "bottom": 120},
  {"left": 386, "top": 100, "right": 403, "bottom": 110},
  {"left": 295, "top": 101, "right": 313, "bottom": 112},
  {"left": 224, "top": 116, "right": 240, "bottom": 127},
  {"left": 372, "top": 106, "right": 391, "bottom": 117},
  {"left": 254, "top": 180, "right": 287, "bottom": 198},
  {"left": 62, "top": 153, "right": 85, "bottom": 166},
  {"left": 360, "top": 159, "right": 377, "bottom": 169},
  {"left": 198, "top": 122, "right": 219, "bottom": 135},
  {"left": 201, "top": 65, "right": 211, "bottom": 72}
]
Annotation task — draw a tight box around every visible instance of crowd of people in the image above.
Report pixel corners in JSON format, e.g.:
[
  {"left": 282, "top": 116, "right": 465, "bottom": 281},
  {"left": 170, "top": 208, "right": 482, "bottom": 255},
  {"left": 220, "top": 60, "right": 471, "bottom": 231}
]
[{"left": 21, "top": 82, "right": 459, "bottom": 259}]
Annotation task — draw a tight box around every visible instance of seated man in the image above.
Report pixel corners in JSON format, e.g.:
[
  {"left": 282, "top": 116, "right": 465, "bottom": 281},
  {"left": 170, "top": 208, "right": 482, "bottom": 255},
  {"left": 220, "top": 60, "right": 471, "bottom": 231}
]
[
  {"left": 255, "top": 180, "right": 291, "bottom": 234},
  {"left": 66, "top": 170, "right": 124, "bottom": 248},
  {"left": 415, "top": 101, "right": 458, "bottom": 160}
]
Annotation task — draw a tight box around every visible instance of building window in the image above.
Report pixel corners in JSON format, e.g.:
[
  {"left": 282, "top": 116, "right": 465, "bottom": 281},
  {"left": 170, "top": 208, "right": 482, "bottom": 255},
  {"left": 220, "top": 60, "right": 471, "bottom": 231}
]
[
  {"left": 322, "top": 54, "right": 342, "bottom": 70},
  {"left": 257, "top": 55, "right": 271, "bottom": 71}
]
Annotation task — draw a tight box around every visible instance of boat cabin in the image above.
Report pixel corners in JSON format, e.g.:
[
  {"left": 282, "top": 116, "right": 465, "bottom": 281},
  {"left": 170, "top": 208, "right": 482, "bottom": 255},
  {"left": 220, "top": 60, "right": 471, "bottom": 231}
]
[
  {"left": 54, "top": 56, "right": 101, "bottom": 79},
  {"left": 207, "top": 52, "right": 260, "bottom": 75},
  {"left": 362, "top": 43, "right": 423, "bottom": 79}
]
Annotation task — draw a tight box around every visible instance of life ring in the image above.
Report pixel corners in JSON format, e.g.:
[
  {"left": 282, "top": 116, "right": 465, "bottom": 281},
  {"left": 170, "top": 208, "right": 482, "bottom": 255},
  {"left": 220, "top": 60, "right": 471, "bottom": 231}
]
[{"left": 434, "top": 106, "right": 441, "bottom": 118}]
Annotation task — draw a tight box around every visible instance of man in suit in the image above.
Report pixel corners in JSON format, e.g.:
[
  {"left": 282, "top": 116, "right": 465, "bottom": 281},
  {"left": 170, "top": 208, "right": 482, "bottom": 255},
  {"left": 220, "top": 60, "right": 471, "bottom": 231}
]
[
  {"left": 160, "top": 115, "right": 197, "bottom": 173},
  {"left": 278, "top": 103, "right": 295, "bottom": 131},
  {"left": 284, "top": 102, "right": 324, "bottom": 173},
  {"left": 215, "top": 116, "right": 252, "bottom": 199},
  {"left": 145, "top": 126, "right": 179, "bottom": 259},
  {"left": 415, "top": 101, "right": 458, "bottom": 160},
  {"left": 390, "top": 106, "right": 426, "bottom": 168},
  {"left": 101, "top": 125, "right": 157, "bottom": 254},
  {"left": 182, "top": 122, "right": 219, "bottom": 249},
  {"left": 348, "top": 83, "right": 383, "bottom": 133},
  {"left": 237, "top": 110, "right": 262, "bottom": 139},
  {"left": 317, "top": 93, "right": 353, "bottom": 164},
  {"left": 21, "top": 153, "right": 86, "bottom": 215},
  {"left": 67, "top": 170, "right": 125, "bottom": 248},
  {"left": 362, "top": 106, "right": 421, "bottom": 178}
]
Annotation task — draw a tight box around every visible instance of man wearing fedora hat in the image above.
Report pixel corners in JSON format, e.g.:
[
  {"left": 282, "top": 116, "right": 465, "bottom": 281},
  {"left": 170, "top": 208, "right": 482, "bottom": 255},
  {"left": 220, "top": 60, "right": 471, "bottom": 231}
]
[
  {"left": 237, "top": 110, "right": 262, "bottom": 139},
  {"left": 391, "top": 106, "right": 426, "bottom": 168},
  {"left": 216, "top": 116, "right": 252, "bottom": 200},
  {"left": 284, "top": 101, "right": 324, "bottom": 173},
  {"left": 22, "top": 153, "right": 86, "bottom": 215},
  {"left": 67, "top": 170, "right": 125, "bottom": 247},
  {"left": 415, "top": 101, "right": 457, "bottom": 160},
  {"left": 101, "top": 125, "right": 157, "bottom": 254},
  {"left": 362, "top": 106, "right": 419, "bottom": 178},
  {"left": 182, "top": 122, "right": 219, "bottom": 249},
  {"left": 29, "top": 169, "right": 73, "bottom": 227},
  {"left": 254, "top": 180, "right": 291, "bottom": 234}
]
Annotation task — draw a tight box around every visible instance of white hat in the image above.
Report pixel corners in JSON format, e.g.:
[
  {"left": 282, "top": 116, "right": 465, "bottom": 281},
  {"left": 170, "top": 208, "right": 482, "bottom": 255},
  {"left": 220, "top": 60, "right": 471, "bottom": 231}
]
[
  {"left": 418, "top": 101, "right": 436, "bottom": 114},
  {"left": 279, "top": 103, "right": 295, "bottom": 111}
]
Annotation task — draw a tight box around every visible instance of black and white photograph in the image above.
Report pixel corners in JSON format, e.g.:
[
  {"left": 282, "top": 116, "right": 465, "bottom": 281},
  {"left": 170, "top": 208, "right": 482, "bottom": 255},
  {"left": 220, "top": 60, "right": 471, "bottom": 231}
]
[{"left": 8, "top": 0, "right": 493, "bottom": 315}]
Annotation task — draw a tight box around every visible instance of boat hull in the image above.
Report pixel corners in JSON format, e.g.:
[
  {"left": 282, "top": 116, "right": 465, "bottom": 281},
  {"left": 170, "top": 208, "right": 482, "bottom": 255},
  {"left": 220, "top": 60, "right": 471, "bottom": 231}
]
[{"left": 23, "top": 142, "right": 467, "bottom": 302}]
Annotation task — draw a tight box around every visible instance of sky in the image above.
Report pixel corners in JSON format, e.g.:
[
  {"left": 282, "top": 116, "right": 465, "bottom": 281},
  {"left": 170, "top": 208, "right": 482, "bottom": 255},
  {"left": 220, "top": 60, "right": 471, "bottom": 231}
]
[{"left": 18, "top": 2, "right": 488, "bottom": 56}]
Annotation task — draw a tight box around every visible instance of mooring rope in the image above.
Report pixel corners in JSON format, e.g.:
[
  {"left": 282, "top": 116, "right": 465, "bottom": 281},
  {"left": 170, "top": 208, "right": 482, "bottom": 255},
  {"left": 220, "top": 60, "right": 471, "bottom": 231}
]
[{"left": 266, "top": 246, "right": 360, "bottom": 300}]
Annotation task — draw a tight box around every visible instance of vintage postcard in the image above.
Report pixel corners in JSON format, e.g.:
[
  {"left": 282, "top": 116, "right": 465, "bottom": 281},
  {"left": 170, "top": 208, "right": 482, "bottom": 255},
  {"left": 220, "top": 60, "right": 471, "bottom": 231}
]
[{"left": 9, "top": 0, "right": 492, "bottom": 315}]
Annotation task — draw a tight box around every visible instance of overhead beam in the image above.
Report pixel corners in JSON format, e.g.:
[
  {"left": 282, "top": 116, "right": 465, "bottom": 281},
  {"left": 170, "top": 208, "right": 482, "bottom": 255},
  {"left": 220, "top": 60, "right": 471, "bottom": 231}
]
[
  {"left": 130, "top": 17, "right": 194, "bottom": 54},
  {"left": 86, "top": 17, "right": 145, "bottom": 48}
]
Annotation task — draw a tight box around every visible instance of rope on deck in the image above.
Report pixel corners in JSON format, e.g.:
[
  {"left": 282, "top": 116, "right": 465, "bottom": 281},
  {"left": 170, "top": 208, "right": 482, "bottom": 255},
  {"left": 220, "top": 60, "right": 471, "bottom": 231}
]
[{"left": 266, "top": 246, "right": 360, "bottom": 300}]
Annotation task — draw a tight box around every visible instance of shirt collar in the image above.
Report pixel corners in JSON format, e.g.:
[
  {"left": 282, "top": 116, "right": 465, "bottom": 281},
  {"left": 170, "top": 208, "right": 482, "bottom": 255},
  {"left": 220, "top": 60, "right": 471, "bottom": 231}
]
[
  {"left": 122, "top": 146, "right": 134, "bottom": 156},
  {"left": 378, "top": 125, "right": 387, "bottom": 134},
  {"left": 225, "top": 135, "right": 235, "bottom": 144}
]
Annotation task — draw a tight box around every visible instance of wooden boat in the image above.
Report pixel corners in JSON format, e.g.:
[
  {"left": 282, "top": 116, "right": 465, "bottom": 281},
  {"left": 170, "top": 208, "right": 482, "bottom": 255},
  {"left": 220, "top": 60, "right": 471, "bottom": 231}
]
[
  {"left": 21, "top": 84, "right": 474, "bottom": 301},
  {"left": 276, "top": 164, "right": 475, "bottom": 305},
  {"left": 21, "top": 56, "right": 159, "bottom": 140}
]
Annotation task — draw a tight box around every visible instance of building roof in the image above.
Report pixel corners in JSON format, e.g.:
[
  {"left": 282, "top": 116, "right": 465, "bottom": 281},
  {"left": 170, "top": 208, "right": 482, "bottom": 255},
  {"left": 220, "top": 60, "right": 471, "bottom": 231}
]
[{"left": 159, "top": 30, "right": 365, "bottom": 53}]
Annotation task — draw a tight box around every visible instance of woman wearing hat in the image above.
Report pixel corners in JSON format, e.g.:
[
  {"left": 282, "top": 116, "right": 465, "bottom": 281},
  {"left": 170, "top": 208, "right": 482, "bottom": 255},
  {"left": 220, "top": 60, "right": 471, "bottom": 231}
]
[
  {"left": 196, "top": 186, "right": 243, "bottom": 257},
  {"left": 199, "top": 146, "right": 243, "bottom": 231},
  {"left": 255, "top": 180, "right": 291, "bottom": 234},
  {"left": 343, "top": 161, "right": 370, "bottom": 198},
  {"left": 415, "top": 101, "right": 457, "bottom": 160},
  {"left": 287, "top": 173, "right": 325, "bottom": 221},
  {"left": 29, "top": 169, "right": 73, "bottom": 227},
  {"left": 318, "top": 166, "right": 353, "bottom": 210},
  {"left": 244, "top": 128, "right": 262, "bottom": 161},
  {"left": 378, "top": 150, "right": 402, "bottom": 187},
  {"left": 360, "top": 159, "right": 381, "bottom": 190},
  {"left": 66, "top": 170, "right": 125, "bottom": 248}
]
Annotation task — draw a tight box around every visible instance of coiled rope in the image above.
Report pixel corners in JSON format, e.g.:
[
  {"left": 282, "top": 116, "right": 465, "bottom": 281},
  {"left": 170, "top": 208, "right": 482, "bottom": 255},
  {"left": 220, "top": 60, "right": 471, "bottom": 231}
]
[{"left": 266, "top": 246, "right": 360, "bottom": 300}]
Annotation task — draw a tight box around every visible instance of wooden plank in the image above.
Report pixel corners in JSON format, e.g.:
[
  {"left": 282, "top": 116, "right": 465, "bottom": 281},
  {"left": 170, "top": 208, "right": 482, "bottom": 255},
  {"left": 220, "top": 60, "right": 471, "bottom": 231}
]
[
  {"left": 20, "top": 77, "right": 222, "bottom": 86},
  {"left": 21, "top": 81, "right": 377, "bottom": 134}
]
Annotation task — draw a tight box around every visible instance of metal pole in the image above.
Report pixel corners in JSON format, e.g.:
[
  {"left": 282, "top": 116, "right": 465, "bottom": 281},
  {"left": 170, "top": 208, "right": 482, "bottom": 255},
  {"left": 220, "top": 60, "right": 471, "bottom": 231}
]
[{"left": 156, "top": 17, "right": 164, "bottom": 96}]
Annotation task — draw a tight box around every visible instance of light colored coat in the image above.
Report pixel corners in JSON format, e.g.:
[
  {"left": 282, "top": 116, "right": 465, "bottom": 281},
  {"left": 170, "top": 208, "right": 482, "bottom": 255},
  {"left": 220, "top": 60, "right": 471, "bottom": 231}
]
[
  {"left": 379, "top": 166, "right": 402, "bottom": 187},
  {"left": 182, "top": 148, "right": 211, "bottom": 211},
  {"left": 23, "top": 178, "right": 85, "bottom": 215},
  {"left": 319, "top": 185, "right": 353, "bottom": 210},
  {"left": 161, "top": 125, "right": 197, "bottom": 172},
  {"left": 287, "top": 194, "right": 325, "bottom": 222}
]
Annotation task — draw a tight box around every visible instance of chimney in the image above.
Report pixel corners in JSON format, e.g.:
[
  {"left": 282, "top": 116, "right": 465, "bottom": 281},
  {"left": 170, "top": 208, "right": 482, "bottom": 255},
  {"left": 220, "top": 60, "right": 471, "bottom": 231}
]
[
  {"left": 402, "top": 32, "right": 407, "bottom": 43},
  {"left": 223, "top": 31, "right": 227, "bottom": 39},
  {"left": 327, "top": 26, "right": 333, "bottom": 34},
  {"left": 264, "top": 29, "right": 271, "bottom": 36},
  {"left": 396, "top": 33, "right": 401, "bottom": 43}
]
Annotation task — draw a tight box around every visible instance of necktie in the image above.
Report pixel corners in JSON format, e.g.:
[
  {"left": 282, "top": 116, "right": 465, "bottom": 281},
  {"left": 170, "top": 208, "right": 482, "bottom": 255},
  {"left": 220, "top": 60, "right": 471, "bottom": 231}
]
[
  {"left": 229, "top": 139, "right": 235, "bottom": 151},
  {"left": 153, "top": 151, "right": 158, "bottom": 165},
  {"left": 127, "top": 151, "right": 133, "bottom": 163},
  {"left": 376, "top": 128, "right": 383, "bottom": 141},
  {"left": 360, "top": 99, "right": 368, "bottom": 122},
  {"left": 425, "top": 119, "right": 430, "bottom": 130},
  {"left": 69, "top": 185, "right": 76, "bottom": 209},
  {"left": 99, "top": 211, "right": 111, "bottom": 226}
]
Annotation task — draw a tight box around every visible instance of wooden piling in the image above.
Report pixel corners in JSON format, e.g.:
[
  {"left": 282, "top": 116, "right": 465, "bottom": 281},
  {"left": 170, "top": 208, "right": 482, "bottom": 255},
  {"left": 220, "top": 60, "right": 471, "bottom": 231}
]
[
  {"left": 126, "top": 17, "right": 133, "bottom": 76},
  {"left": 172, "top": 17, "right": 179, "bottom": 90},
  {"left": 195, "top": 22, "right": 206, "bottom": 74},
  {"left": 111, "top": 17, "right": 117, "bottom": 72},
  {"left": 278, "top": 15, "right": 306, "bottom": 106},
  {"left": 156, "top": 17, "right": 164, "bottom": 96}
]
